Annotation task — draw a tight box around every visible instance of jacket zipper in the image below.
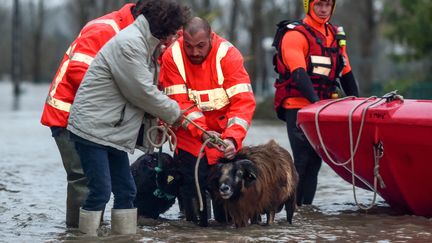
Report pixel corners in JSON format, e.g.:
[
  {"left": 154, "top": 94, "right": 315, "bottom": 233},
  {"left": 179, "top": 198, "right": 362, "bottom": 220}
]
[{"left": 114, "top": 104, "right": 126, "bottom": 127}]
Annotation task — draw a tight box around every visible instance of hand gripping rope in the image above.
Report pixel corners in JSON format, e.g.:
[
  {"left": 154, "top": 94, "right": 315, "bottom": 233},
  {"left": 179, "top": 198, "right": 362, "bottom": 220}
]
[
  {"left": 147, "top": 105, "right": 228, "bottom": 212},
  {"left": 182, "top": 116, "right": 228, "bottom": 212}
]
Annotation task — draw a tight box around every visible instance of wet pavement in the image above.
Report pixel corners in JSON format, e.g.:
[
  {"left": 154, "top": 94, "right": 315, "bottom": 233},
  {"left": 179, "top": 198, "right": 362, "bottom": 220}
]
[{"left": 0, "top": 82, "right": 431, "bottom": 242}]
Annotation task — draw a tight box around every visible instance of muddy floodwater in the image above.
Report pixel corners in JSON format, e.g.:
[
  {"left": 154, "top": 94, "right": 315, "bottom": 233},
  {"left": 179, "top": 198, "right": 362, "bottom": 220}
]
[{"left": 0, "top": 82, "right": 431, "bottom": 242}]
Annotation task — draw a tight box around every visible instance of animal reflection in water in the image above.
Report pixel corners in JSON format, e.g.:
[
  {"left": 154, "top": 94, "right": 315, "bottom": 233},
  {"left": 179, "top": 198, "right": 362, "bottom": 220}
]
[{"left": 209, "top": 140, "right": 299, "bottom": 227}]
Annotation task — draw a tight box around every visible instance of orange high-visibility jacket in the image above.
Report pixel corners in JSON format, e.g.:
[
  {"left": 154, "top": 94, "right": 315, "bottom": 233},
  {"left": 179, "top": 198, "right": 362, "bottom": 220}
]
[
  {"left": 41, "top": 4, "right": 135, "bottom": 128},
  {"left": 160, "top": 33, "right": 256, "bottom": 164}
]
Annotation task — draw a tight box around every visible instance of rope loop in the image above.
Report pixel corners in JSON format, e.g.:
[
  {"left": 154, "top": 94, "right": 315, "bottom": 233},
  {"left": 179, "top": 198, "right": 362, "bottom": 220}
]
[
  {"left": 314, "top": 95, "right": 391, "bottom": 211},
  {"left": 146, "top": 123, "right": 177, "bottom": 152}
]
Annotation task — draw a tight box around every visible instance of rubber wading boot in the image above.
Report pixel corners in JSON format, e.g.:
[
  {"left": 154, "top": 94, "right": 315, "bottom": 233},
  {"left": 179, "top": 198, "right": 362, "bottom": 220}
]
[
  {"left": 199, "top": 196, "right": 209, "bottom": 227},
  {"left": 212, "top": 199, "right": 230, "bottom": 223},
  {"left": 183, "top": 196, "right": 208, "bottom": 227},
  {"left": 111, "top": 208, "right": 137, "bottom": 235},
  {"left": 78, "top": 208, "right": 102, "bottom": 236},
  {"left": 177, "top": 195, "right": 185, "bottom": 219},
  {"left": 66, "top": 181, "right": 88, "bottom": 228}
]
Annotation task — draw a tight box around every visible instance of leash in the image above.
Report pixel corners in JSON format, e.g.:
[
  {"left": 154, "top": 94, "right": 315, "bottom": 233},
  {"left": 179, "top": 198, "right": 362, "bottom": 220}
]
[
  {"left": 146, "top": 123, "right": 177, "bottom": 152},
  {"left": 147, "top": 104, "right": 229, "bottom": 212},
  {"left": 153, "top": 146, "right": 176, "bottom": 200},
  {"left": 181, "top": 105, "right": 229, "bottom": 212},
  {"left": 189, "top": 121, "right": 228, "bottom": 212}
]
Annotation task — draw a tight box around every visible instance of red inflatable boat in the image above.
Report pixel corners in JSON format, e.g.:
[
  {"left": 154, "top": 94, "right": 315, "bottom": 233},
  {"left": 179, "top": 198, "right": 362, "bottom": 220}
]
[{"left": 297, "top": 92, "right": 432, "bottom": 217}]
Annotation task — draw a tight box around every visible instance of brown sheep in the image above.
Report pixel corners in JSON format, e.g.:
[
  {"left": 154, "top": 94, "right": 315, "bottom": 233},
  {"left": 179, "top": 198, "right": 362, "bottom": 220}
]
[{"left": 208, "top": 139, "right": 298, "bottom": 227}]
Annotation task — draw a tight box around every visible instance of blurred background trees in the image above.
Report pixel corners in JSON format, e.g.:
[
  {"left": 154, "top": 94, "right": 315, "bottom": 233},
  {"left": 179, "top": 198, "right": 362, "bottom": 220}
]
[{"left": 1, "top": 0, "right": 431, "bottom": 103}]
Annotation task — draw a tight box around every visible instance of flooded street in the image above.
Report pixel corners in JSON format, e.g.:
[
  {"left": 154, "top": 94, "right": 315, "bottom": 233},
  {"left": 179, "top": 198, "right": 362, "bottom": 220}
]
[{"left": 0, "top": 82, "right": 431, "bottom": 242}]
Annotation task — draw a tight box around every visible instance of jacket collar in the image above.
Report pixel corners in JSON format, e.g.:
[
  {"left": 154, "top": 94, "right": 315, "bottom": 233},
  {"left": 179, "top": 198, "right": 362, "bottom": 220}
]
[
  {"left": 134, "top": 15, "right": 160, "bottom": 53},
  {"left": 304, "top": 14, "right": 330, "bottom": 37},
  {"left": 116, "top": 3, "right": 136, "bottom": 29}
]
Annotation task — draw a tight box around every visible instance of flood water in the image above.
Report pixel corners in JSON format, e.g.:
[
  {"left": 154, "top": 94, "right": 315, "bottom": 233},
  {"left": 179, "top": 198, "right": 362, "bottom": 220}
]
[{"left": 0, "top": 82, "right": 431, "bottom": 242}]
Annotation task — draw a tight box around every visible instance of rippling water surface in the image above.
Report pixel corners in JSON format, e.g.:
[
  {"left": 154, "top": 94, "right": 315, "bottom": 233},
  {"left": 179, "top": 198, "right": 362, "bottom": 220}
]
[{"left": 0, "top": 82, "right": 431, "bottom": 242}]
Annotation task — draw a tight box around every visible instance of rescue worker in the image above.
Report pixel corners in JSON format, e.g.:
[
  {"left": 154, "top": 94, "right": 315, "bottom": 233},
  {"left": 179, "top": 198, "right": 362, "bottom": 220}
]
[
  {"left": 40, "top": 0, "right": 150, "bottom": 228},
  {"left": 273, "top": 0, "right": 359, "bottom": 206},
  {"left": 66, "top": 0, "right": 190, "bottom": 236},
  {"left": 159, "top": 17, "right": 256, "bottom": 226}
]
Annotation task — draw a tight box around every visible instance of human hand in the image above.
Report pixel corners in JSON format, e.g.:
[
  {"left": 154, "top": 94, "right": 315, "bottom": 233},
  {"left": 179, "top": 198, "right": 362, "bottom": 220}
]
[
  {"left": 171, "top": 107, "right": 190, "bottom": 129},
  {"left": 219, "top": 139, "right": 236, "bottom": 159},
  {"left": 201, "top": 131, "right": 221, "bottom": 148},
  {"left": 171, "top": 113, "right": 183, "bottom": 129}
]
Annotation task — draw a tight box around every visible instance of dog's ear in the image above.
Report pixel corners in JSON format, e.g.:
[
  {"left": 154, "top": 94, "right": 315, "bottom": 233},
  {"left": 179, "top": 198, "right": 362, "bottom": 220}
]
[{"left": 236, "top": 159, "right": 257, "bottom": 187}]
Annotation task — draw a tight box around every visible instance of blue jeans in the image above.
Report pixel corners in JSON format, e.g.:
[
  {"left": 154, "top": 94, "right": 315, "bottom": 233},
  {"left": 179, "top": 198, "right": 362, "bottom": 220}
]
[{"left": 71, "top": 133, "right": 137, "bottom": 211}]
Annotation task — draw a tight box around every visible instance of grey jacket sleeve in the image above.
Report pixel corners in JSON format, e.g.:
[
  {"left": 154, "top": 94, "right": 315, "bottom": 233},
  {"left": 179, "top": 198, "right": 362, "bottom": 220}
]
[{"left": 106, "top": 41, "right": 180, "bottom": 124}]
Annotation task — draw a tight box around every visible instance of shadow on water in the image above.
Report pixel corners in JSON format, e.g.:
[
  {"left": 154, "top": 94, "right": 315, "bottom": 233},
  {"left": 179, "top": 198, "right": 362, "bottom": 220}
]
[{"left": 0, "top": 82, "right": 431, "bottom": 242}]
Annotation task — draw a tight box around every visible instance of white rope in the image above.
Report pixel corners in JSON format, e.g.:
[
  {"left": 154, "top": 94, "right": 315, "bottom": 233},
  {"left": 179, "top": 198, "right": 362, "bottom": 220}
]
[
  {"left": 352, "top": 141, "right": 385, "bottom": 210},
  {"left": 146, "top": 123, "right": 177, "bottom": 151},
  {"left": 314, "top": 96, "right": 382, "bottom": 166},
  {"left": 195, "top": 138, "right": 214, "bottom": 212},
  {"left": 314, "top": 96, "right": 387, "bottom": 210}
]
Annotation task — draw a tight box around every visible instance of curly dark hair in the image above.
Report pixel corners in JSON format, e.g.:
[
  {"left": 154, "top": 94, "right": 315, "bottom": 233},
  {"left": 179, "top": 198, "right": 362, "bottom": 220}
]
[{"left": 133, "top": 0, "right": 191, "bottom": 40}]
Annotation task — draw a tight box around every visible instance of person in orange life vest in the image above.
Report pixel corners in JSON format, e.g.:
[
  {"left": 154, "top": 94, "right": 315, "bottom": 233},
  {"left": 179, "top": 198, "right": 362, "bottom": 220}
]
[
  {"left": 159, "top": 17, "right": 256, "bottom": 226},
  {"left": 40, "top": 0, "right": 153, "bottom": 228},
  {"left": 273, "top": 0, "right": 359, "bottom": 206}
]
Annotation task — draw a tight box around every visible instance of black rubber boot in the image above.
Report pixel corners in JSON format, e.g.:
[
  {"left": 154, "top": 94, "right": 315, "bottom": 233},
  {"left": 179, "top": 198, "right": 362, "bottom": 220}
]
[
  {"left": 198, "top": 193, "right": 208, "bottom": 227},
  {"left": 182, "top": 193, "right": 208, "bottom": 227},
  {"left": 183, "top": 196, "right": 199, "bottom": 223},
  {"left": 212, "top": 199, "right": 229, "bottom": 223},
  {"left": 177, "top": 194, "right": 185, "bottom": 219}
]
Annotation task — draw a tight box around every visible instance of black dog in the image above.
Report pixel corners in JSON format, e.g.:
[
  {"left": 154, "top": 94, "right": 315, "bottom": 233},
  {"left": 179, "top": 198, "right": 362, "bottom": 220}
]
[{"left": 131, "top": 152, "right": 182, "bottom": 219}]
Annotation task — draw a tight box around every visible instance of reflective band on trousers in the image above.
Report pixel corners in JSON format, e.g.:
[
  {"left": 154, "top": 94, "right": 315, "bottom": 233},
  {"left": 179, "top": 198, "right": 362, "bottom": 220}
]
[
  {"left": 182, "top": 111, "right": 204, "bottom": 129},
  {"left": 227, "top": 117, "right": 249, "bottom": 132}
]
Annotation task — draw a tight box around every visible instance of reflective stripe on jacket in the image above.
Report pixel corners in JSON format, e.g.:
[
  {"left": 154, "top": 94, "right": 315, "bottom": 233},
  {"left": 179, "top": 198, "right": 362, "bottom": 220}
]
[
  {"left": 160, "top": 33, "right": 256, "bottom": 164},
  {"left": 67, "top": 15, "right": 180, "bottom": 154},
  {"left": 41, "top": 4, "right": 135, "bottom": 128},
  {"left": 273, "top": 19, "right": 345, "bottom": 111}
]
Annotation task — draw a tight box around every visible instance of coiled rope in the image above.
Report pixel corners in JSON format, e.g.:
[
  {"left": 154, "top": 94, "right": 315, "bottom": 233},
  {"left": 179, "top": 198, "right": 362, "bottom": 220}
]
[
  {"left": 146, "top": 113, "right": 228, "bottom": 213},
  {"left": 146, "top": 123, "right": 177, "bottom": 151},
  {"left": 314, "top": 93, "right": 402, "bottom": 210}
]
